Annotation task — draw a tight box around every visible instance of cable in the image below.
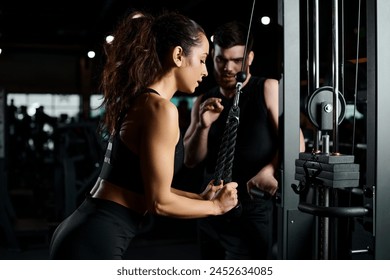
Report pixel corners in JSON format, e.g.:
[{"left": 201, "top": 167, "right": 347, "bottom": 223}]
[{"left": 213, "top": 0, "right": 258, "bottom": 214}]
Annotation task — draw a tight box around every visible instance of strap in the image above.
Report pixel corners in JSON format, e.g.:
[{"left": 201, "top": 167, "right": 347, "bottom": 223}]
[{"left": 145, "top": 88, "right": 160, "bottom": 96}]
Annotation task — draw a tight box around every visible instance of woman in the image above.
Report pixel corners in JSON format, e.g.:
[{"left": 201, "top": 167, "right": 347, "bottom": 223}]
[{"left": 49, "top": 10, "right": 238, "bottom": 259}]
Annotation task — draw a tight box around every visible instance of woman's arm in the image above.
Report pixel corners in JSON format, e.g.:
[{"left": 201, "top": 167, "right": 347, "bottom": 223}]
[{"left": 140, "top": 98, "right": 237, "bottom": 218}]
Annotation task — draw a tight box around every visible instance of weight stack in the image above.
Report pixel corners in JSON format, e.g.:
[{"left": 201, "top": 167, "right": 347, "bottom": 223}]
[{"left": 295, "top": 152, "right": 360, "bottom": 188}]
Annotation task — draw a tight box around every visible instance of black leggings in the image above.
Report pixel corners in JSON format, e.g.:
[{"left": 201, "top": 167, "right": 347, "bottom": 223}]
[{"left": 49, "top": 196, "right": 143, "bottom": 259}]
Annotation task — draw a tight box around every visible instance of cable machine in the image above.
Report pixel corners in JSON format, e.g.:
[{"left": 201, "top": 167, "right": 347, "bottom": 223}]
[
  {"left": 292, "top": 0, "right": 371, "bottom": 260},
  {"left": 277, "top": 0, "right": 390, "bottom": 259}
]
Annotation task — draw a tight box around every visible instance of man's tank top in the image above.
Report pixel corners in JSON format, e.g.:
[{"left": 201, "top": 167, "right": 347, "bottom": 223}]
[
  {"left": 201, "top": 76, "right": 278, "bottom": 200},
  {"left": 99, "top": 91, "right": 184, "bottom": 194}
]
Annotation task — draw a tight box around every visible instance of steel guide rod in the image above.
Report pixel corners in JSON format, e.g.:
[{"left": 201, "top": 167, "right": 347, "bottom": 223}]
[{"left": 332, "top": 0, "right": 340, "bottom": 154}]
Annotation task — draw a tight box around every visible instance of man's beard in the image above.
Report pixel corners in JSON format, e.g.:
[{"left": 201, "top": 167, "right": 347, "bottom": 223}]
[{"left": 214, "top": 71, "right": 237, "bottom": 90}]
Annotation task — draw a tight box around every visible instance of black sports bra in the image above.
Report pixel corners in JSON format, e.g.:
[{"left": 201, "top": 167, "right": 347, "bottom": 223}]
[{"left": 99, "top": 89, "right": 184, "bottom": 194}]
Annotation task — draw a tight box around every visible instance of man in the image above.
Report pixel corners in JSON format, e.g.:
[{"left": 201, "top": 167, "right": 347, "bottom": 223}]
[{"left": 184, "top": 20, "right": 305, "bottom": 259}]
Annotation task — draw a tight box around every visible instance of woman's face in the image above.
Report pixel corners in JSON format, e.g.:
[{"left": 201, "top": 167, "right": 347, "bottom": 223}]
[{"left": 176, "top": 33, "right": 209, "bottom": 94}]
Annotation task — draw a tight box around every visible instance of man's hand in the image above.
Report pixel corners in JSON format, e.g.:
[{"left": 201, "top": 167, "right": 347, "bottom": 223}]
[
  {"left": 199, "top": 98, "right": 224, "bottom": 128},
  {"left": 247, "top": 166, "right": 278, "bottom": 199}
]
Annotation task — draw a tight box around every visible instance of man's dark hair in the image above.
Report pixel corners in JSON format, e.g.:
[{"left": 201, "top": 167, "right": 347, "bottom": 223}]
[{"left": 212, "top": 20, "right": 254, "bottom": 52}]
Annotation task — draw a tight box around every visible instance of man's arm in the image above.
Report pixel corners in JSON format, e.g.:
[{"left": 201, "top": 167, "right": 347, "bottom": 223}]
[
  {"left": 248, "top": 78, "right": 280, "bottom": 196},
  {"left": 247, "top": 78, "right": 306, "bottom": 197},
  {"left": 183, "top": 94, "right": 224, "bottom": 168},
  {"left": 183, "top": 96, "right": 209, "bottom": 167}
]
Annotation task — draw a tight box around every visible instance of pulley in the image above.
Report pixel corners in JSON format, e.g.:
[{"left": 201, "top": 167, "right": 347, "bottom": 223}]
[{"left": 306, "top": 86, "right": 346, "bottom": 131}]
